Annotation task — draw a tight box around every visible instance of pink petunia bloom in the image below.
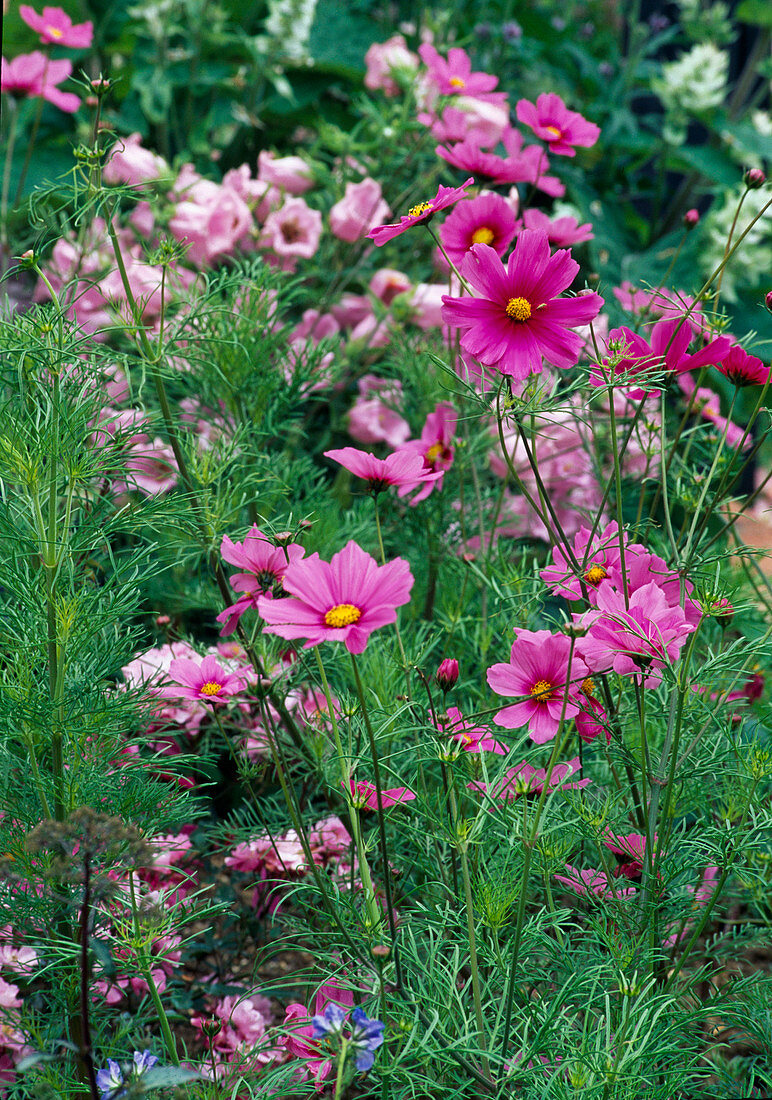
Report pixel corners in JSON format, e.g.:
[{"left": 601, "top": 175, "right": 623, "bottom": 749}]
[
  {"left": 470, "top": 757, "right": 589, "bottom": 800},
  {"left": 579, "top": 582, "right": 696, "bottom": 687},
  {"left": 217, "top": 526, "right": 305, "bottom": 636},
  {"left": 260, "top": 197, "right": 322, "bottom": 268},
  {"left": 103, "top": 133, "right": 170, "bottom": 187},
  {"left": 487, "top": 629, "right": 589, "bottom": 743},
  {"left": 418, "top": 42, "right": 503, "bottom": 102},
  {"left": 165, "top": 654, "right": 244, "bottom": 704},
  {"left": 591, "top": 319, "right": 732, "bottom": 399},
  {"left": 442, "top": 232, "right": 604, "bottom": 379},
  {"left": 364, "top": 34, "right": 419, "bottom": 96},
  {"left": 554, "top": 864, "right": 636, "bottom": 900},
  {"left": 394, "top": 403, "right": 457, "bottom": 504},
  {"left": 715, "top": 343, "right": 770, "bottom": 387},
  {"left": 330, "top": 178, "right": 391, "bottom": 243},
  {"left": 522, "top": 208, "right": 594, "bottom": 246},
  {"left": 20, "top": 5, "right": 93, "bottom": 47},
  {"left": 258, "top": 540, "right": 413, "bottom": 654},
  {"left": 516, "top": 93, "right": 600, "bottom": 157},
  {"left": 324, "top": 446, "right": 443, "bottom": 496},
  {"left": 367, "top": 178, "right": 474, "bottom": 246},
  {"left": 439, "top": 191, "right": 518, "bottom": 265},
  {"left": 436, "top": 706, "right": 509, "bottom": 755},
  {"left": 1, "top": 52, "right": 79, "bottom": 111},
  {"left": 257, "top": 150, "right": 314, "bottom": 195},
  {"left": 346, "top": 779, "right": 416, "bottom": 810}
]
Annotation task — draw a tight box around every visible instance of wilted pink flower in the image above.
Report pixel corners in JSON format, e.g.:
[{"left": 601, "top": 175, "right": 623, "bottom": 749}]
[
  {"left": 579, "top": 583, "right": 696, "bottom": 687},
  {"left": 487, "top": 629, "right": 588, "bottom": 743},
  {"left": 257, "top": 150, "right": 314, "bottom": 194},
  {"left": 309, "top": 816, "right": 351, "bottom": 860},
  {"left": 436, "top": 135, "right": 565, "bottom": 196},
  {"left": 20, "top": 5, "right": 93, "bottom": 47},
  {"left": 425, "top": 98, "right": 510, "bottom": 149},
  {"left": 419, "top": 42, "right": 503, "bottom": 101},
  {"left": 1, "top": 52, "right": 79, "bottom": 111},
  {"left": 394, "top": 402, "right": 457, "bottom": 504},
  {"left": 225, "top": 830, "right": 310, "bottom": 875},
  {"left": 439, "top": 191, "right": 518, "bottom": 265},
  {"left": 324, "top": 446, "right": 443, "bottom": 495},
  {"left": 522, "top": 208, "right": 593, "bottom": 246},
  {"left": 367, "top": 178, "right": 474, "bottom": 246},
  {"left": 442, "top": 232, "right": 604, "bottom": 378},
  {"left": 364, "top": 34, "right": 418, "bottom": 96},
  {"left": 165, "top": 655, "right": 243, "bottom": 704},
  {"left": 346, "top": 779, "right": 416, "bottom": 810},
  {"left": 330, "top": 178, "right": 390, "bottom": 242},
  {"left": 103, "top": 133, "right": 170, "bottom": 187},
  {"left": 258, "top": 540, "right": 413, "bottom": 654},
  {"left": 516, "top": 93, "right": 600, "bottom": 156},
  {"left": 261, "top": 197, "right": 322, "bottom": 267}
]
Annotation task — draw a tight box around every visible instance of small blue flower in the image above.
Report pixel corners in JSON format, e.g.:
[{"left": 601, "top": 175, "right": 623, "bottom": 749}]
[
  {"left": 96, "top": 1060, "right": 124, "bottom": 1099},
  {"left": 311, "top": 1001, "right": 347, "bottom": 1038},
  {"left": 133, "top": 1050, "right": 159, "bottom": 1076},
  {"left": 350, "top": 1007, "right": 385, "bottom": 1072},
  {"left": 96, "top": 1050, "right": 160, "bottom": 1098}
]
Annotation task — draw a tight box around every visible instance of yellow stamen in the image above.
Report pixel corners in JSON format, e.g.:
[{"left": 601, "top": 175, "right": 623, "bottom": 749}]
[
  {"left": 530, "top": 678, "right": 555, "bottom": 701},
  {"left": 200, "top": 681, "right": 223, "bottom": 696},
  {"left": 584, "top": 564, "right": 608, "bottom": 585},
  {"left": 408, "top": 201, "right": 433, "bottom": 219},
  {"left": 582, "top": 678, "right": 596, "bottom": 697},
  {"left": 449, "top": 76, "right": 465, "bottom": 89},
  {"left": 47, "top": 25, "right": 64, "bottom": 38},
  {"left": 471, "top": 226, "right": 495, "bottom": 245},
  {"left": 324, "top": 603, "right": 362, "bottom": 628},
  {"left": 425, "top": 442, "right": 443, "bottom": 463},
  {"left": 505, "top": 296, "right": 532, "bottom": 322},
  {"left": 545, "top": 125, "right": 562, "bottom": 139}
]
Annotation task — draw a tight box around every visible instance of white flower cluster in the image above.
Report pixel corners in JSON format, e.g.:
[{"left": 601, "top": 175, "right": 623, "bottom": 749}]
[
  {"left": 264, "top": 0, "right": 318, "bottom": 62},
  {"left": 702, "top": 185, "right": 772, "bottom": 302},
  {"left": 652, "top": 42, "right": 728, "bottom": 117}
]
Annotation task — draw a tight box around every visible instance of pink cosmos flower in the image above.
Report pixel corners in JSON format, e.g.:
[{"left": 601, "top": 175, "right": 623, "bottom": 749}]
[
  {"left": 225, "top": 831, "right": 310, "bottom": 876},
  {"left": 516, "top": 93, "right": 600, "bottom": 157},
  {"left": 364, "top": 34, "right": 419, "bottom": 96},
  {"left": 346, "top": 779, "right": 416, "bottom": 810},
  {"left": 283, "top": 982, "right": 354, "bottom": 1086},
  {"left": 394, "top": 403, "right": 457, "bottom": 504},
  {"left": 442, "top": 232, "right": 604, "bottom": 378},
  {"left": 165, "top": 655, "right": 244, "bottom": 704},
  {"left": 169, "top": 180, "right": 254, "bottom": 268},
  {"left": 603, "top": 831, "right": 653, "bottom": 878},
  {"left": 217, "top": 526, "right": 305, "bottom": 636},
  {"left": 257, "top": 150, "right": 314, "bottom": 195},
  {"left": 435, "top": 658, "right": 459, "bottom": 692},
  {"left": 715, "top": 344, "right": 769, "bottom": 387},
  {"left": 439, "top": 191, "right": 518, "bottom": 265},
  {"left": 436, "top": 137, "right": 565, "bottom": 197},
  {"left": 425, "top": 99, "right": 510, "bottom": 149},
  {"left": 579, "top": 582, "right": 696, "bottom": 687},
  {"left": 418, "top": 42, "right": 503, "bottom": 102},
  {"left": 324, "top": 446, "right": 443, "bottom": 496},
  {"left": 487, "top": 629, "right": 588, "bottom": 743},
  {"left": 436, "top": 706, "right": 509, "bottom": 754},
  {"left": 258, "top": 540, "right": 413, "bottom": 654},
  {"left": 330, "top": 178, "right": 391, "bottom": 243},
  {"left": 1, "top": 52, "right": 79, "bottom": 112},
  {"left": 470, "top": 757, "right": 589, "bottom": 800},
  {"left": 540, "top": 521, "right": 633, "bottom": 601},
  {"left": 554, "top": 864, "right": 635, "bottom": 900},
  {"left": 522, "top": 208, "right": 594, "bottom": 246},
  {"left": 20, "top": 5, "right": 93, "bottom": 47},
  {"left": 576, "top": 689, "right": 611, "bottom": 744},
  {"left": 103, "top": 133, "right": 170, "bottom": 187},
  {"left": 367, "top": 178, "right": 474, "bottom": 246},
  {"left": 592, "top": 319, "right": 732, "bottom": 399}
]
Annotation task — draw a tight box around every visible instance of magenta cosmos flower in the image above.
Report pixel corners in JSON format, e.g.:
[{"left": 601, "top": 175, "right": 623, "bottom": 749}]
[
  {"left": 715, "top": 343, "right": 769, "bottom": 387},
  {"left": 367, "top": 178, "right": 474, "bottom": 246},
  {"left": 258, "top": 540, "right": 413, "bottom": 654},
  {"left": 487, "top": 629, "right": 588, "bottom": 743},
  {"left": 439, "top": 192, "right": 517, "bottom": 265},
  {"left": 1, "top": 52, "right": 79, "bottom": 112},
  {"left": 435, "top": 706, "right": 509, "bottom": 755},
  {"left": 442, "top": 231, "right": 604, "bottom": 379},
  {"left": 418, "top": 43, "right": 503, "bottom": 102},
  {"left": 324, "top": 447, "right": 443, "bottom": 495},
  {"left": 345, "top": 779, "right": 416, "bottom": 809},
  {"left": 436, "top": 136, "right": 565, "bottom": 197},
  {"left": 394, "top": 402, "right": 457, "bottom": 504},
  {"left": 165, "top": 655, "right": 243, "bottom": 703},
  {"left": 516, "top": 93, "right": 600, "bottom": 157},
  {"left": 217, "top": 525, "right": 305, "bottom": 636},
  {"left": 20, "top": 5, "right": 93, "bottom": 47},
  {"left": 471, "top": 757, "right": 589, "bottom": 801}
]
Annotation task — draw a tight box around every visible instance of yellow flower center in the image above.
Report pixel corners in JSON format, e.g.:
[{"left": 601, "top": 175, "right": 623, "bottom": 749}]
[
  {"left": 47, "top": 25, "right": 64, "bottom": 38},
  {"left": 471, "top": 226, "right": 496, "bottom": 245},
  {"left": 584, "top": 564, "right": 608, "bottom": 585},
  {"left": 530, "top": 678, "right": 555, "bottom": 701},
  {"left": 582, "top": 678, "right": 596, "bottom": 697},
  {"left": 408, "top": 201, "right": 433, "bottom": 219},
  {"left": 200, "top": 681, "right": 223, "bottom": 697},
  {"left": 545, "top": 125, "right": 562, "bottom": 139},
  {"left": 505, "top": 296, "right": 532, "bottom": 322},
  {"left": 425, "top": 442, "right": 444, "bottom": 463},
  {"left": 449, "top": 76, "right": 465, "bottom": 89},
  {"left": 324, "top": 603, "right": 362, "bottom": 628}
]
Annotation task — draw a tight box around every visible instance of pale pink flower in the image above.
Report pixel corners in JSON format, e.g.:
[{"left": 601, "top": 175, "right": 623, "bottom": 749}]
[
  {"left": 554, "top": 864, "right": 635, "bottom": 899},
  {"left": 103, "top": 133, "right": 170, "bottom": 187},
  {"left": 436, "top": 706, "right": 509, "bottom": 754},
  {"left": 346, "top": 779, "right": 416, "bottom": 810},
  {"left": 330, "top": 179, "right": 390, "bottom": 242},
  {"left": 260, "top": 197, "right": 322, "bottom": 268},
  {"left": 364, "top": 34, "right": 418, "bottom": 96},
  {"left": 347, "top": 376, "right": 410, "bottom": 448},
  {"left": 522, "top": 208, "right": 593, "bottom": 246},
  {"left": 257, "top": 150, "right": 314, "bottom": 194},
  {"left": 369, "top": 268, "right": 412, "bottom": 304},
  {"left": 424, "top": 98, "right": 510, "bottom": 148},
  {"left": 169, "top": 180, "right": 253, "bottom": 267},
  {"left": 165, "top": 654, "right": 244, "bottom": 704},
  {"left": 20, "top": 4, "right": 93, "bottom": 46},
  {"left": 1, "top": 51, "right": 79, "bottom": 111}
]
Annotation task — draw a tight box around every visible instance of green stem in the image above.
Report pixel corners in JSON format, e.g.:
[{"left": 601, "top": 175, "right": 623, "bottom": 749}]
[
  {"left": 128, "top": 873, "right": 180, "bottom": 1066},
  {"left": 1, "top": 98, "right": 18, "bottom": 249}
]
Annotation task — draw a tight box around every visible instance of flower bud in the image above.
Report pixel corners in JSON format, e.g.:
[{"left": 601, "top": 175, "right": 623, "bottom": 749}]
[
  {"left": 683, "top": 208, "right": 700, "bottom": 229},
  {"left": 156, "top": 614, "right": 170, "bottom": 627},
  {"left": 745, "top": 167, "right": 766, "bottom": 190},
  {"left": 435, "top": 658, "right": 459, "bottom": 692},
  {"left": 766, "top": 290, "right": 772, "bottom": 313},
  {"left": 201, "top": 1016, "right": 222, "bottom": 1039},
  {"left": 710, "top": 597, "right": 734, "bottom": 627}
]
